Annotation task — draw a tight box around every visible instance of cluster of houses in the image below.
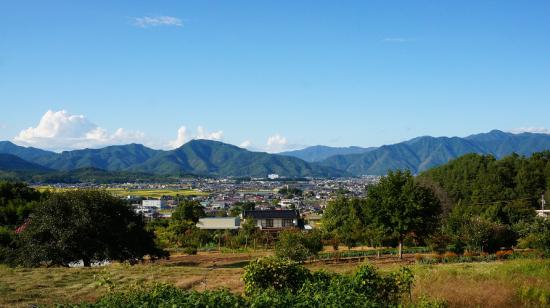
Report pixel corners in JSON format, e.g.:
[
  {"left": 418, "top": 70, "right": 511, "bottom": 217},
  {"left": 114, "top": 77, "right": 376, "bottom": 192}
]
[
  {"left": 131, "top": 197, "right": 319, "bottom": 231},
  {"left": 124, "top": 176, "right": 383, "bottom": 230}
]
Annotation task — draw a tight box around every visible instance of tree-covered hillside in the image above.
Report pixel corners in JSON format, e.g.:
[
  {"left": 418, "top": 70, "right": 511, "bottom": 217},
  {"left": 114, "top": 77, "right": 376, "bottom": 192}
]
[{"left": 420, "top": 151, "right": 550, "bottom": 209}]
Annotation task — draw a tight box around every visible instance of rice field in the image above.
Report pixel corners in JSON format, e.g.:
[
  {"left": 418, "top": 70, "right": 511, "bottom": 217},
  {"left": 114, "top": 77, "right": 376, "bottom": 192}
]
[{"left": 34, "top": 186, "right": 209, "bottom": 198}]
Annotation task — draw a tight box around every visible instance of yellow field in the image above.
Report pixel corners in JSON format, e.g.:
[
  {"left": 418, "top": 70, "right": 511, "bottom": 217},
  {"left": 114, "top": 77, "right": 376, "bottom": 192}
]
[{"left": 34, "top": 186, "right": 209, "bottom": 198}]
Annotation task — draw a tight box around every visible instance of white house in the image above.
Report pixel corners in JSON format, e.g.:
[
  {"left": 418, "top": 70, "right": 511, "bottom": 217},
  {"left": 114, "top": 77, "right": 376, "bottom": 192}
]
[
  {"left": 142, "top": 199, "right": 167, "bottom": 209},
  {"left": 196, "top": 217, "right": 241, "bottom": 230}
]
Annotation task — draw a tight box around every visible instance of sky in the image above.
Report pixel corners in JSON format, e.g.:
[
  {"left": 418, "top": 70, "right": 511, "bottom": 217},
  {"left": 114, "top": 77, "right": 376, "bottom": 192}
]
[{"left": 1, "top": 0, "right": 549, "bottom": 152}]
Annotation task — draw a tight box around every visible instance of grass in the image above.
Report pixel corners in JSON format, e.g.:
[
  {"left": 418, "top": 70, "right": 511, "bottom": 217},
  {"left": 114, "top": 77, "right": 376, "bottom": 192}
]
[
  {"left": 0, "top": 263, "right": 243, "bottom": 307},
  {"left": 1, "top": 253, "right": 550, "bottom": 307}
]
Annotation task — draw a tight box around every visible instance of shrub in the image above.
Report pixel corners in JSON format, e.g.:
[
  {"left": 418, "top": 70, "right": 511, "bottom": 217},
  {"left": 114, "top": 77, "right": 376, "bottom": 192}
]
[
  {"left": 242, "top": 257, "right": 311, "bottom": 295},
  {"left": 182, "top": 246, "right": 197, "bottom": 255},
  {"left": 91, "top": 283, "right": 245, "bottom": 308},
  {"left": 245, "top": 261, "right": 412, "bottom": 307},
  {"left": 275, "top": 230, "right": 322, "bottom": 262}
]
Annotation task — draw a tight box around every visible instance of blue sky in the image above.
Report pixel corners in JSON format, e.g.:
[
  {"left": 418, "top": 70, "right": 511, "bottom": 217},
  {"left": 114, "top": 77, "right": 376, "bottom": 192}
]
[{"left": 1, "top": 0, "right": 549, "bottom": 152}]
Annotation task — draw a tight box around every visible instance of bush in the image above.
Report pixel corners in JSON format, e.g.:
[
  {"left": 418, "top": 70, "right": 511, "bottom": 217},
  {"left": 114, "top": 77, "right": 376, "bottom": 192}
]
[
  {"left": 244, "top": 257, "right": 413, "bottom": 306},
  {"left": 242, "top": 257, "right": 311, "bottom": 295},
  {"left": 182, "top": 246, "right": 197, "bottom": 255},
  {"left": 274, "top": 230, "right": 322, "bottom": 262},
  {"left": 91, "top": 284, "right": 245, "bottom": 308}
]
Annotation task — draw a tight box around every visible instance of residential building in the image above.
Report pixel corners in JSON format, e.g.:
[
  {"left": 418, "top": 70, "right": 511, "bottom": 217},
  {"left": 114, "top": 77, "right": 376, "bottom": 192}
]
[
  {"left": 242, "top": 209, "right": 300, "bottom": 231},
  {"left": 196, "top": 217, "right": 241, "bottom": 230},
  {"left": 142, "top": 199, "right": 167, "bottom": 209}
]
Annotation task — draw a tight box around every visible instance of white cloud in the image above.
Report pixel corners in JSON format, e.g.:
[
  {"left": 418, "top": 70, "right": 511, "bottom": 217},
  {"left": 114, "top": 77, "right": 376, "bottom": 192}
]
[
  {"left": 240, "top": 140, "right": 252, "bottom": 148},
  {"left": 266, "top": 134, "right": 288, "bottom": 153},
  {"left": 510, "top": 127, "right": 550, "bottom": 135},
  {"left": 383, "top": 37, "right": 416, "bottom": 43},
  {"left": 13, "top": 110, "right": 145, "bottom": 151},
  {"left": 168, "top": 125, "right": 224, "bottom": 149},
  {"left": 133, "top": 16, "right": 183, "bottom": 28},
  {"left": 168, "top": 126, "right": 188, "bottom": 149},
  {"left": 196, "top": 126, "right": 223, "bottom": 141}
]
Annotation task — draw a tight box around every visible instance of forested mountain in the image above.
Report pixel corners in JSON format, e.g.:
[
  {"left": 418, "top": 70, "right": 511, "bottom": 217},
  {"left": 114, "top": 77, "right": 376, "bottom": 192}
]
[
  {"left": 39, "top": 143, "right": 162, "bottom": 171},
  {"left": 2, "top": 130, "right": 550, "bottom": 178},
  {"left": 0, "top": 154, "right": 51, "bottom": 172},
  {"left": 0, "top": 140, "right": 345, "bottom": 178},
  {"left": 131, "top": 140, "right": 346, "bottom": 177},
  {"left": 0, "top": 141, "right": 57, "bottom": 163},
  {"left": 320, "top": 130, "right": 550, "bottom": 175},
  {"left": 280, "top": 145, "right": 374, "bottom": 162}
]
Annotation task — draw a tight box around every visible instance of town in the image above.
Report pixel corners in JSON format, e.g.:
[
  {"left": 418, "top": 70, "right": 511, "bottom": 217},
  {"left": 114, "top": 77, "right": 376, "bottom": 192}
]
[{"left": 39, "top": 176, "right": 381, "bottom": 229}]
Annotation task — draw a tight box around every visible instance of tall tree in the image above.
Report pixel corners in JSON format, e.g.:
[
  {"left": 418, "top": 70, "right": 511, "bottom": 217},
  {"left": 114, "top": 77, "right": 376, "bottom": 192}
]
[
  {"left": 17, "top": 190, "right": 167, "bottom": 267},
  {"left": 366, "top": 170, "right": 441, "bottom": 258}
]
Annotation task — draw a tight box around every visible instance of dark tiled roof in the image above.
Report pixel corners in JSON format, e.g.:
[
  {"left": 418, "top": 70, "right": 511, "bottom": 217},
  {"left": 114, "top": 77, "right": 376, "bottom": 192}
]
[{"left": 243, "top": 210, "right": 299, "bottom": 219}]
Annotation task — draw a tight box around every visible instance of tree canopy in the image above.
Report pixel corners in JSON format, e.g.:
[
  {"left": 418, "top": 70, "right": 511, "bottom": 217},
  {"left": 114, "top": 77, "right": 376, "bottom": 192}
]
[
  {"left": 17, "top": 190, "right": 167, "bottom": 267},
  {"left": 366, "top": 170, "right": 441, "bottom": 258}
]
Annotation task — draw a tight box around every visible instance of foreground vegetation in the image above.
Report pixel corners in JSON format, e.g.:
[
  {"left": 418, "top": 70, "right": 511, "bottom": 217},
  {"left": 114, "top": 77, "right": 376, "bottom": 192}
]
[{"left": 1, "top": 256, "right": 550, "bottom": 307}]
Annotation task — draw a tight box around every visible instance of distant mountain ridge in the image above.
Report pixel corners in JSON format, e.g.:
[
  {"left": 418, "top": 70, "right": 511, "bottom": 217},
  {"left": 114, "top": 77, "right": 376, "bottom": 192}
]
[
  {"left": 2, "top": 130, "right": 550, "bottom": 178},
  {"left": 280, "top": 145, "right": 375, "bottom": 162},
  {"left": 0, "top": 153, "right": 51, "bottom": 172},
  {"left": 319, "top": 130, "right": 550, "bottom": 175},
  {"left": 0, "top": 140, "right": 346, "bottom": 178}
]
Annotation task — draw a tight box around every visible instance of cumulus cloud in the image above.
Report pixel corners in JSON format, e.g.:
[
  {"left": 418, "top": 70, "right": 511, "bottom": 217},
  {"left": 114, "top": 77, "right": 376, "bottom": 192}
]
[
  {"left": 266, "top": 134, "right": 288, "bottom": 153},
  {"left": 196, "top": 126, "right": 223, "bottom": 141},
  {"left": 133, "top": 16, "right": 183, "bottom": 28},
  {"left": 167, "top": 125, "right": 224, "bottom": 149},
  {"left": 510, "top": 127, "right": 550, "bottom": 135},
  {"left": 13, "top": 110, "right": 145, "bottom": 151},
  {"left": 168, "top": 126, "right": 188, "bottom": 149}
]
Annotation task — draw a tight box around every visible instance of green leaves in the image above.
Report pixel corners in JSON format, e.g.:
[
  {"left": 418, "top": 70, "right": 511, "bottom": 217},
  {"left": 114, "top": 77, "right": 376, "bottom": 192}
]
[
  {"left": 274, "top": 230, "right": 323, "bottom": 262},
  {"left": 16, "top": 190, "right": 167, "bottom": 267}
]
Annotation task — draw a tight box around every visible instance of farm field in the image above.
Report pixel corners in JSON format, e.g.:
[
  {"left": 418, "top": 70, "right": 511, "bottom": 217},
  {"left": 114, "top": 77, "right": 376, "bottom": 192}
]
[
  {"left": 33, "top": 186, "right": 209, "bottom": 198},
  {"left": 1, "top": 251, "right": 549, "bottom": 307}
]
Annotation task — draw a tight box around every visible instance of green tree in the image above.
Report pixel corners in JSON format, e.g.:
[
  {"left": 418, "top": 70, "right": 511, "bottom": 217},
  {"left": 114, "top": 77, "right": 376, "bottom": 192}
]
[
  {"left": 0, "top": 181, "right": 42, "bottom": 228},
  {"left": 366, "top": 170, "right": 441, "bottom": 258},
  {"left": 229, "top": 201, "right": 255, "bottom": 216},
  {"left": 172, "top": 200, "right": 205, "bottom": 223},
  {"left": 17, "top": 190, "right": 167, "bottom": 267},
  {"left": 322, "top": 197, "right": 367, "bottom": 249}
]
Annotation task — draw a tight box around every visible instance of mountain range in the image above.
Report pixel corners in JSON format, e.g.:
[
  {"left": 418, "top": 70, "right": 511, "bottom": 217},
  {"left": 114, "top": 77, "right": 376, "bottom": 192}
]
[
  {"left": 283, "top": 130, "right": 550, "bottom": 175},
  {"left": 1, "top": 130, "right": 550, "bottom": 180},
  {"left": 280, "top": 145, "right": 375, "bottom": 162},
  {"left": 0, "top": 140, "right": 345, "bottom": 178}
]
